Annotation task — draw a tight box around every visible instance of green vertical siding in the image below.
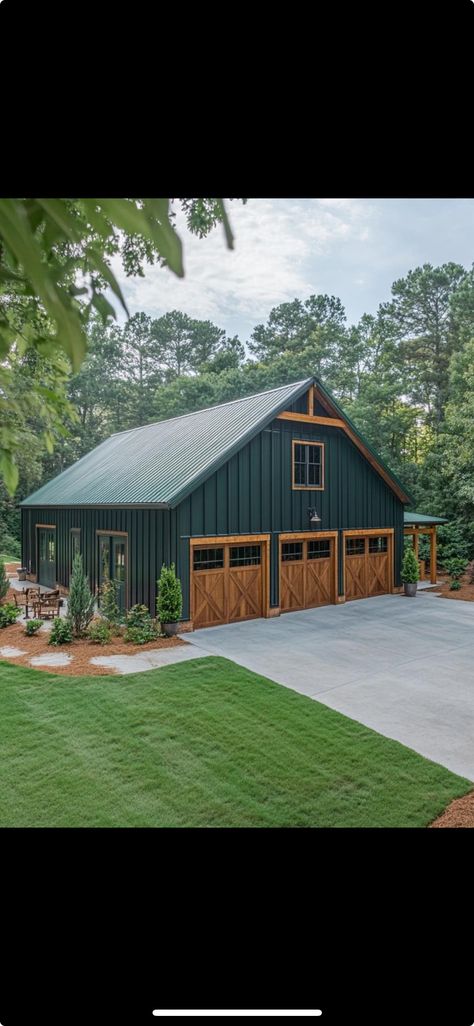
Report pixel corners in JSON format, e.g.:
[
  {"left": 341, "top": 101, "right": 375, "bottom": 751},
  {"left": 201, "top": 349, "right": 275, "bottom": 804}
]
[{"left": 22, "top": 414, "right": 405, "bottom": 619}]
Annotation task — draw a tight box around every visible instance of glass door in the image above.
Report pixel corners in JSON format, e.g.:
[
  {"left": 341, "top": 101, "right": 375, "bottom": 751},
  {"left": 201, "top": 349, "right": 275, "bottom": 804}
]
[
  {"left": 98, "top": 534, "right": 127, "bottom": 612},
  {"left": 38, "top": 528, "right": 56, "bottom": 588}
]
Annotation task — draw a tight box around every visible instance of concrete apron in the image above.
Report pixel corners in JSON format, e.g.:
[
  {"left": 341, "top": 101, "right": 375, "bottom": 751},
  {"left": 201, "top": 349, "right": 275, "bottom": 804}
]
[{"left": 187, "top": 592, "right": 474, "bottom": 782}]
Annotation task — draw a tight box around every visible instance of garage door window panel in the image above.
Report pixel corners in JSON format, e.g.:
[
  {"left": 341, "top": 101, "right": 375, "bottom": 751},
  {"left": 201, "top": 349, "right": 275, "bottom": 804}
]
[{"left": 193, "top": 548, "right": 224, "bottom": 571}]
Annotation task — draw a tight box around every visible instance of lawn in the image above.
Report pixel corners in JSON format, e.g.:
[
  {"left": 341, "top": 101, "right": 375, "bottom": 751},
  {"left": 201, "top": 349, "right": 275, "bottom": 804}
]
[
  {"left": 0, "top": 656, "right": 470, "bottom": 827},
  {"left": 0, "top": 553, "right": 19, "bottom": 563}
]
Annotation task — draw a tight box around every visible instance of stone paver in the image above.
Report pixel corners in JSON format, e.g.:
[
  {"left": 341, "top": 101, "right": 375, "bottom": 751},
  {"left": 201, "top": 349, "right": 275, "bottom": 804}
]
[
  {"left": 90, "top": 644, "right": 208, "bottom": 675},
  {"left": 30, "top": 652, "right": 73, "bottom": 667},
  {"left": 187, "top": 592, "right": 474, "bottom": 781},
  {"left": 0, "top": 646, "right": 26, "bottom": 658}
]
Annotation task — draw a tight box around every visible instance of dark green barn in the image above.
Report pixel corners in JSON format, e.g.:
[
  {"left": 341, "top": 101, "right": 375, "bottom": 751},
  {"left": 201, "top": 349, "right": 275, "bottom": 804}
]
[{"left": 21, "top": 377, "right": 413, "bottom": 628}]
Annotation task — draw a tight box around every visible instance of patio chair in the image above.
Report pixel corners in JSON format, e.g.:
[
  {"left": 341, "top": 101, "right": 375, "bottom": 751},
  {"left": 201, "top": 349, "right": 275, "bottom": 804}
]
[{"left": 33, "top": 590, "right": 62, "bottom": 620}]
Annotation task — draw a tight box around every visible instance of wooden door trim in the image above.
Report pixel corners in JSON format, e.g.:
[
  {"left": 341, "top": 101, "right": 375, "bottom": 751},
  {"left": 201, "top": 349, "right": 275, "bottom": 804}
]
[
  {"left": 342, "top": 528, "right": 394, "bottom": 600},
  {"left": 189, "top": 534, "right": 271, "bottom": 623},
  {"left": 279, "top": 531, "right": 338, "bottom": 612}
]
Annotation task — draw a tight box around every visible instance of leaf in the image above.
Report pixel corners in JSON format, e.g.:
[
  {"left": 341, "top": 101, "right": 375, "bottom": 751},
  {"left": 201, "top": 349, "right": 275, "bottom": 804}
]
[
  {"left": 91, "top": 291, "right": 117, "bottom": 322},
  {"left": 98, "top": 198, "right": 184, "bottom": 278},
  {"left": 36, "top": 199, "right": 82, "bottom": 244},
  {"left": 43, "top": 431, "right": 54, "bottom": 454},
  {"left": 0, "top": 200, "right": 87, "bottom": 372},
  {"left": 86, "top": 248, "right": 129, "bottom": 315},
  {"left": 0, "top": 450, "right": 19, "bottom": 495},
  {"left": 216, "top": 199, "right": 234, "bottom": 250}
]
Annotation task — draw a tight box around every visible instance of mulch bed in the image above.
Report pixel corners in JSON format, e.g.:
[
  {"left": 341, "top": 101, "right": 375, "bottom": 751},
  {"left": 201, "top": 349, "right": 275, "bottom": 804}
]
[
  {"left": 0, "top": 621, "right": 187, "bottom": 677},
  {"left": 430, "top": 791, "right": 474, "bottom": 828},
  {"left": 430, "top": 572, "right": 474, "bottom": 603}
]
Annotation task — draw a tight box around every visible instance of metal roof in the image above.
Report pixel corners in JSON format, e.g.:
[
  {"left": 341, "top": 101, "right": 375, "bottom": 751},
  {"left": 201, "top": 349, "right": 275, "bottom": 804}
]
[
  {"left": 21, "top": 379, "right": 313, "bottom": 508},
  {"left": 21, "top": 375, "right": 413, "bottom": 509},
  {"left": 404, "top": 512, "right": 448, "bottom": 525}
]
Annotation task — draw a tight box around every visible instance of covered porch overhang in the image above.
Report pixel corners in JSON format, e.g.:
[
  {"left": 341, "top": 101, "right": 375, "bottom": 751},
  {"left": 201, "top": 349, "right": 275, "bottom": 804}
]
[{"left": 403, "top": 512, "right": 448, "bottom": 585}]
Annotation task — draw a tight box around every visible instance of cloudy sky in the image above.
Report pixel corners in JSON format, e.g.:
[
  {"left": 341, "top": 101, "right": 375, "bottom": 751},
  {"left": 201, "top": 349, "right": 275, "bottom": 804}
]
[{"left": 113, "top": 198, "right": 474, "bottom": 341}]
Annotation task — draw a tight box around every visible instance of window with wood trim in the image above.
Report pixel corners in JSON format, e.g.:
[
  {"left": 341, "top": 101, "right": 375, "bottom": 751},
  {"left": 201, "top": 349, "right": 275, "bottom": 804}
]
[
  {"left": 292, "top": 441, "right": 324, "bottom": 489},
  {"left": 193, "top": 548, "right": 224, "bottom": 571},
  {"left": 307, "top": 539, "right": 331, "bottom": 560},
  {"left": 346, "top": 538, "right": 365, "bottom": 556},
  {"left": 281, "top": 542, "right": 303, "bottom": 562},
  {"left": 229, "top": 545, "right": 261, "bottom": 567},
  {"left": 369, "top": 536, "right": 388, "bottom": 554}
]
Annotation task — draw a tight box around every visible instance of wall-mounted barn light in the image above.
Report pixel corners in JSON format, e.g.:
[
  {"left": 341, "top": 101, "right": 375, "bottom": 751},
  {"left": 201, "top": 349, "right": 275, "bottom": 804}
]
[{"left": 308, "top": 507, "right": 321, "bottom": 525}]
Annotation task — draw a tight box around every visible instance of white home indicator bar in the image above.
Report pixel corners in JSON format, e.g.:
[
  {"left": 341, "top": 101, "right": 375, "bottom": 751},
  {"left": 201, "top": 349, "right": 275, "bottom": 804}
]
[{"left": 152, "top": 1012, "right": 322, "bottom": 1018}]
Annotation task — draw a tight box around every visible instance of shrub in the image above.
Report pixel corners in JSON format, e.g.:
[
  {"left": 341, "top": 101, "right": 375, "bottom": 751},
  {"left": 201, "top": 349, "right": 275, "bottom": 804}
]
[
  {"left": 156, "top": 563, "right": 182, "bottom": 624},
  {"left": 449, "top": 580, "right": 462, "bottom": 591},
  {"left": 0, "top": 559, "right": 9, "bottom": 603},
  {"left": 67, "top": 553, "right": 95, "bottom": 638},
  {"left": 0, "top": 602, "right": 21, "bottom": 627},
  {"left": 88, "top": 620, "right": 112, "bottom": 645},
  {"left": 100, "top": 576, "right": 121, "bottom": 627},
  {"left": 48, "top": 618, "right": 73, "bottom": 646},
  {"left": 124, "top": 622, "right": 159, "bottom": 645},
  {"left": 445, "top": 557, "right": 467, "bottom": 582},
  {"left": 0, "top": 534, "right": 21, "bottom": 559},
  {"left": 401, "top": 547, "right": 419, "bottom": 584},
  {"left": 24, "top": 619, "right": 44, "bottom": 636},
  {"left": 126, "top": 604, "right": 151, "bottom": 629}
]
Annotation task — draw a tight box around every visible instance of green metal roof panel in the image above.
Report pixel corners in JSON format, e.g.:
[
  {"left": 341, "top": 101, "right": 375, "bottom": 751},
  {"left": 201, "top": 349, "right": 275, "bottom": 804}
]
[
  {"left": 21, "top": 379, "right": 313, "bottom": 508},
  {"left": 404, "top": 512, "right": 448, "bottom": 525}
]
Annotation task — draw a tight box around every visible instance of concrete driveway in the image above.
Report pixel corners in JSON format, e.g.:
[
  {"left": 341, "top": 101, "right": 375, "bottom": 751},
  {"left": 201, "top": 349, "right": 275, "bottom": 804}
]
[{"left": 188, "top": 592, "right": 474, "bottom": 781}]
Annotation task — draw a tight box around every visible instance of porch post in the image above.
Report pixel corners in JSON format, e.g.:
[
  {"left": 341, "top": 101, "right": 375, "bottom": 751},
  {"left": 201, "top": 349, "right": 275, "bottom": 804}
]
[
  {"left": 430, "top": 527, "right": 437, "bottom": 584},
  {"left": 412, "top": 529, "right": 419, "bottom": 559}
]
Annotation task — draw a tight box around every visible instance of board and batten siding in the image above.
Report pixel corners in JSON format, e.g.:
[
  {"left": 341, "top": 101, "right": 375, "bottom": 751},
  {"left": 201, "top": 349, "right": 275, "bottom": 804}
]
[
  {"left": 22, "top": 415, "right": 405, "bottom": 620},
  {"left": 174, "top": 417, "right": 404, "bottom": 615}
]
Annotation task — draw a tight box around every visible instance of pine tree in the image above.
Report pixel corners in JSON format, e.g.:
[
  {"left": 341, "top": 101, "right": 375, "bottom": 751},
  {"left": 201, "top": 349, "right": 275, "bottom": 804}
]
[
  {"left": 67, "top": 553, "right": 95, "bottom": 637},
  {"left": 0, "top": 559, "right": 9, "bottom": 603}
]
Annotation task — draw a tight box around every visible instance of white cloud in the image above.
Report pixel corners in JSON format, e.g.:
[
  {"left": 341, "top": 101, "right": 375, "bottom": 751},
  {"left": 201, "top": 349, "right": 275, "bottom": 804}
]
[{"left": 112, "top": 198, "right": 373, "bottom": 337}]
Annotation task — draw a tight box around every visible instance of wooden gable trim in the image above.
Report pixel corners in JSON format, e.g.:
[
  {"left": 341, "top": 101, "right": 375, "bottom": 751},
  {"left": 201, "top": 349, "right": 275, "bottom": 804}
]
[{"left": 277, "top": 383, "right": 409, "bottom": 505}]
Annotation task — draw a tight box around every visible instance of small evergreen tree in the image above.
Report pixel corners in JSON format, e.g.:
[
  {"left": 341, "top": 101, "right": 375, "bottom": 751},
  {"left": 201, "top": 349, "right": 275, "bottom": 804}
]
[
  {"left": 0, "top": 559, "right": 9, "bottom": 603},
  {"left": 100, "top": 576, "right": 121, "bottom": 626},
  {"left": 67, "top": 553, "right": 95, "bottom": 637},
  {"left": 156, "top": 563, "right": 182, "bottom": 623},
  {"left": 401, "top": 547, "right": 419, "bottom": 584}
]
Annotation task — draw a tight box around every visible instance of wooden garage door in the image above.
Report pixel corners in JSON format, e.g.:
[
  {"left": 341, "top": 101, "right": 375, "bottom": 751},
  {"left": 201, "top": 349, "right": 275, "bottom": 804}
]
[
  {"left": 192, "top": 543, "right": 264, "bottom": 629},
  {"left": 345, "top": 533, "right": 391, "bottom": 601},
  {"left": 280, "top": 536, "right": 336, "bottom": 613}
]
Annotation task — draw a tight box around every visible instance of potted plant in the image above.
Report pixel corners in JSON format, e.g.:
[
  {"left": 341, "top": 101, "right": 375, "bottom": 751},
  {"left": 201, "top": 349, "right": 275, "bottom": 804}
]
[
  {"left": 156, "top": 563, "right": 183, "bottom": 636},
  {"left": 401, "top": 547, "right": 419, "bottom": 597},
  {"left": 17, "top": 567, "right": 27, "bottom": 581}
]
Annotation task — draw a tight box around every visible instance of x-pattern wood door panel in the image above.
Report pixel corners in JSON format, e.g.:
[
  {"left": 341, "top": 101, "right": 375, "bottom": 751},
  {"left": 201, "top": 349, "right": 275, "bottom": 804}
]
[
  {"left": 345, "top": 533, "right": 391, "bottom": 601},
  {"left": 280, "top": 562, "right": 305, "bottom": 611},
  {"left": 280, "top": 538, "right": 335, "bottom": 612},
  {"left": 192, "top": 570, "right": 227, "bottom": 628},
  {"left": 367, "top": 553, "right": 389, "bottom": 596},
  {"left": 305, "top": 557, "right": 333, "bottom": 606},
  {"left": 345, "top": 554, "right": 366, "bottom": 600},
  {"left": 228, "top": 566, "right": 262, "bottom": 622},
  {"left": 192, "top": 542, "right": 265, "bottom": 628}
]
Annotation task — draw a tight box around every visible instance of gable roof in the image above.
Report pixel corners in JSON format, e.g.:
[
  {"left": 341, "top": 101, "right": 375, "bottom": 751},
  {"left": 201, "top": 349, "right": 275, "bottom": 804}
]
[{"left": 21, "top": 376, "right": 413, "bottom": 509}]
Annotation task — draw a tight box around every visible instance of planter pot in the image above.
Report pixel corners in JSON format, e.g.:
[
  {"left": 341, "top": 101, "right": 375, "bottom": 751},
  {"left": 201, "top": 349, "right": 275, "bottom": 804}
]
[
  {"left": 17, "top": 569, "right": 27, "bottom": 581},
  {"left": 161, "top": 621, "right": 179, "bottom": 637},
  {"left": 403, "top": 582, "right": 417, "bottom": 597}
]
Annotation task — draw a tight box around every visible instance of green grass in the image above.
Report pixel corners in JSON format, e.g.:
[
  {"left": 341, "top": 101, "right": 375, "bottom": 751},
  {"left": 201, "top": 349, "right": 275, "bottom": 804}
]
[
  {"left": 0, "top": 553, "right": 19, "bottom": 563},
  {"left": 0, "top": 656, "right": 470, "bottom": 827}
]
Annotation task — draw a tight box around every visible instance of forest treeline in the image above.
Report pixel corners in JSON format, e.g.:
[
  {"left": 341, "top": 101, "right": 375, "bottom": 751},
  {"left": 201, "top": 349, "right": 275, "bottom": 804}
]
[{"left": 3, "top": 261, "right": 474, "bottom": 564}]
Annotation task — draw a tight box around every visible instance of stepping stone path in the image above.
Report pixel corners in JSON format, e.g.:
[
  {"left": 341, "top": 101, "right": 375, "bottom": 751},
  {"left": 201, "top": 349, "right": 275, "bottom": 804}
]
[
  {"left": 90, "top": 646, "right": 207, "bottom": 675},
  {"left": 0, "top": 646, "right": 26, "bottom": 658},
  {"left": 30, "top": 652, "right": 73, "bottom": 667}
]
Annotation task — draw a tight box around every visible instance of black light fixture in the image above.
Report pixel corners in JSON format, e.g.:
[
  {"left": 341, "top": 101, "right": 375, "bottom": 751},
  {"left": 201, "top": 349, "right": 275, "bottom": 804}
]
[{"left": 308, "top": 506, "right": 321, "bottom": 526}]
